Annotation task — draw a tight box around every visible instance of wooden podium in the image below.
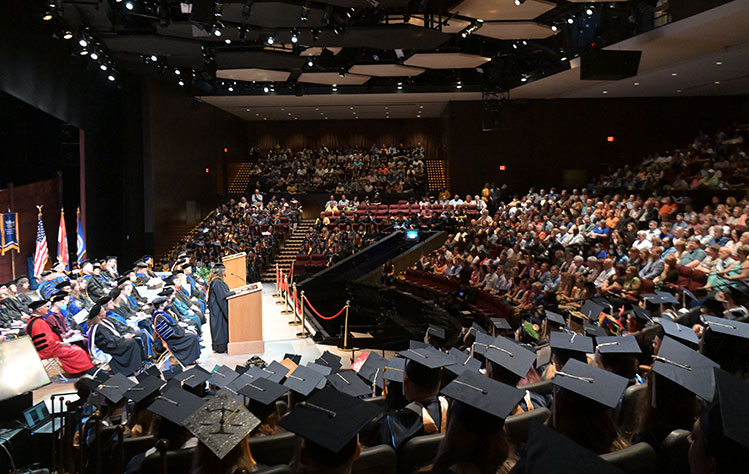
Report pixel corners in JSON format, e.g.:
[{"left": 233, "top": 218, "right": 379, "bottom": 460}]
[
  {"left": 223, "top": 252, "right": 247, "bottom": 290},
  {"left": 227, "top": 282, "right": 264, "bottom": 355}
]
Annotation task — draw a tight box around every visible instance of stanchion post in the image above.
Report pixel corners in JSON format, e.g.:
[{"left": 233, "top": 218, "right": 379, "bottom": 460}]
[
  {"left": 281, "top": 279, "right": 293, "bottom": 315},
  {"left": 273, "top": 263, "right": 280, "bottom": 298},
  {"left": 343, "top": 300, "right": 351, "bottom": 350},
  {"left": 296, "top": 290, "right": 307, "bottom": 338},
  {"left": 276, "top": 273, "right": 286, "bottom": 305}
]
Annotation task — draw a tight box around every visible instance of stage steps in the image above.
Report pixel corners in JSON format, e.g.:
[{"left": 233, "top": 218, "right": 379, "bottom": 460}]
[{"left": 260, "top": 218, "right": 316, "bottom": 282}]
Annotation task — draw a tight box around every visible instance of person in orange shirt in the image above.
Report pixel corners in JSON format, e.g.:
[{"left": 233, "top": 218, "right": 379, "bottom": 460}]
[{"left": 658, "top": 196, "right": 678, "bottom": 218}]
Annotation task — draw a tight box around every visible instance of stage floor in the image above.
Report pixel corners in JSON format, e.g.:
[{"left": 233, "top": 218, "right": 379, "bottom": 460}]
[{"left": 33, "top": 283, "right": 358, "bottom": 406}]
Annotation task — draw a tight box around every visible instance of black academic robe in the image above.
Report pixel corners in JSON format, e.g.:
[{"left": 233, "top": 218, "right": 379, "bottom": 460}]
[
  {"left": 208, "top": 278, "right": 234, "bottom": 353},
  {"left": 153, "top": 311, "right": 201, "bottom": 365},
  {"left": 85, "top": 274, "right": 108, "bottom": 301},
  {"left": 90, "top": 320, "right": 143, "bottom": 375},
  {"left": 376, "top": 397, "right": 447, "bottom": 450}
]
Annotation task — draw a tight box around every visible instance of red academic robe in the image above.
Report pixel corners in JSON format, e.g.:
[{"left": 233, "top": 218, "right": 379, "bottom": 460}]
[{"left": 26, "top": 316, "right": 94, "bottom": 374}]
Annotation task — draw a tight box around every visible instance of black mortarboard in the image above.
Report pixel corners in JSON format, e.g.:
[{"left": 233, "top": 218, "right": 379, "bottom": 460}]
[
  {"left": 208, "top": 365, "right": 240, "bottom": 389},
  {"left": 55, "top": 280, "right": 72, "bottom": 290},
  {"left": 162, "top": 365, "right": 183, "bottom": 381},
  {"left": 471, "top": 332, "right": 496, "bottom": 356},
  {"left": 357, "top": 352, "right": 388, "bottom": 385},
  {"left": 225, "top": 372, "right": 260, "bottom": 395},
  {"left": 655, "top": 290, "right": 680, "bottom": 304},
  {"left": 283, "top": 353, "right": 302, "bottom": 365},
  {"left": 545, "top": 310, "right": 566, "bottom": 327},
  {"left": 490, "top": 318, "right": 512, "bottom": 331},
  {"left": 158, "top": 287, "right": 174, "bottom": 297},
  {"left": 306, "top": 362, "right": 333, "bottom": 390},
  {"left": 283, "top": 365, "right": 325, "bottom": 396},
  {"left": 523, "top": 424, "right": 626, "bottom": 474},
  {"left": 426, "top": 324, "right": 446, "bottom": 340},
  {"left": 627, "top": 305, "right": 652, "bottom": 322},
  {"left": 553, "top": 359, "right": 628, "bottom": 409},
  {"left": 441, "top": 371, "right": 524, "bottom": 421},
  {"left": 470, "top": 322, "right": 488, "bottom": 335},
  {"left": 135, "top": 262, "right": 148, "bottom": 268},
  {"left": 642, "top": 293, "right": 671, "bottom": 305},
  {"left": 398, "top": 347, "right": 456, "bottom": 370},
  {"left": 652, "top": 336, "right": 719, "bottom": 402},
  {"left": 116, "top": 276, "right": 130, "bottom": 285},
  {"left": 183, "top": 391, "right": 260, "bottom": 459},
  {"left": 595, "top": 336, "right": 642, "bottom": 354},
  {"left": 125, "top": 375, "right": 164, "bottom": 404},
  {"left": 590, "top": 295, "right": 614, "bottom": 309},
  {"left": 278, "top": 386, "right": 383, "bottom": 453},
  {"left": 704, "top": 316, "right": 749, "bottom": 340},
  {"left": 550, "top": 331, "right": 594, "bottom": 353},
  {"left": 29, "top": 299, "right": 48, "bottom": 310},
  {"left": 584, "top": 322, "right": 607, "bottom": 337},
  {"left": 261, "top": 361, "right": 289, "bottom": 383},
  {"left": 315, "top": 350, "right": 343, "bottom": 371},
  {"left": 535, "top": 343, "right": 552, "bottom": 369},
  {"left": 656, "top": 317, "right": 699, "bottom": 345},
  {"left": 148, "top": 386, "right": 205, "bottom": 425},
  {"left": 238, "top": 377, "right": 289, "bottom": 405},
  {"left": 445, "top": 348, "right": 482, "bottom": 376},
  {"left": 408, "top": 339, "right": 430, "bottom": 350},
  {"left": 579, "top": 300, "right": 604, "bottom": 320},
  {"left": 95, "top": 373, "right": 136, "bottom": 404},
  {"left": 383, "top": 357, "right": 406, "bottom": 383},
  {"left": 681, "top": 287, "right": 698, "bottom": 302},
  {"left": 702, "top": 369, "right": 749, "bottom": 451},
  {"left": 174, "top": 366, "right": 211, "bottom": 389},
  {"left": 136, "top": 365, "right": 162, "bottom": 382},
  {"left": 482, "top": 336, "right": 536, "bottom": 378},
  {"left": 326, "top": 370, "right": 372, "bottom": 398},
  {"left": 49, "top": 292, "right": 67, "bottom": 303},
  {"left": 95, "top": 296, "right": 112, "bottom": 306}
]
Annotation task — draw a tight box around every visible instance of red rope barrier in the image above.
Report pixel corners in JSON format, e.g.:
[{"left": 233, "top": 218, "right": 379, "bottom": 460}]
[{"left": 303, "top": 296, "right": 346, "bottom": 320}]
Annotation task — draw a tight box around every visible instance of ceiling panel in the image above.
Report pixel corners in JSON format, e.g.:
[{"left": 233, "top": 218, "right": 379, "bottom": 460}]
[
  {"left": 476, "top": 22, "right": 557, "bottom": 40},
  {"left": 404, "top": 52, "right": 491, "bottom": 69},
  {"left": 347, "top": 64, "right": 425, "bottom": 77},
  {"left": 217, "top": 68, "right": 291, "bottom": 82},
  {"left": 297, "top": 72, "right": 371, "bottom": 85},
  {"left": 448, "top": 0, "right": 556, "bottom": 21}
]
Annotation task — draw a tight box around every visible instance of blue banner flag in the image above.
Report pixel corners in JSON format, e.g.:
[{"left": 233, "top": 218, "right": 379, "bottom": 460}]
[{"left": 1, "top": 213, "right": 20, "bottom": 255}]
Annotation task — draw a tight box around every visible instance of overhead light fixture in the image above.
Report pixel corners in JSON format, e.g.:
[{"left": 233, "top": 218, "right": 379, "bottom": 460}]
[
  {"left": 332, "top": 84, "right": 337, "bottom": 92},
  {"left": 108, "top": 74, "right": 116, "bottom": 81},
  {"left": 300, "top": 1, "right": 310, "bottom": 21},
  {"left": 567, "top": 17, "right": 574, "bottom": 24},
  {"left": 456, "top": 81, "right": 462, "bottom": 89},
  {"left": 515, "top": 0, "right": 525, "bottom": 5},
  {"left": 43, "top": 12, "right": 53, "bottom": 21},
  {"left": 634, "top": 82, "right": 640, "bottom": 86},
  {"left": 174, "top": 68, "right": 181, "bottom": 75},
  {"left": 714, "top": 81, "right": 720, "bottom": 84},
  {"left": 125, "top": 1, "right": 134, "bottom": 11},
  {"left": 397, "top": 82, "right": 403, "bottom": 90},
  {"left": 79, "top": 49, "right": 89, "bottom": 56},
  {"left": 586, "top": 8, "right": 593, "bottom": 15},
  {"left": 63, "top": 31, "right": 73, "bottom": 40},
  {"left": 671, "top": 72, "right": 677, "bottom": 76},
  {"left": 263, "top": 86, "right": 269, "bottom": 93},
  {"left": 560, "top": 56, "right": 568, "bottom": 62},
  {"left": 267, "top": 35, "right": 274, "bottom": 44},
  {"left": 307, "top": 59, "right": 313, "bottom": 67},
  {"left": 715, "top": 61, "right": 723, "bottom": 65},
  {"left": 90, "top": 52, "right": 99, "bottom": 60},
  {"left": 225, "top": 38, "right": 231, "bottom": 44},
  {"left": 291, "top": 30, "right": 298, "bottom": 43},
  {"left": 100, "top": 64, "right": 108, "bottom": 71},
  {"left": 228, "top": 86, "right": 234, "bottom": 92},
  {"left": 551, "top": 25, "right": 558, "bottom": 31},
  {"left": 178, "top": 79, "right": 185, "bottom": 86},
  {"left": 602, "top": 90, "right": 608, "bottom": 94},
  {"left": 520, "top": 76, "right": 527, "bottom": 82},
  {"left": 213, "top": 24, "right": 222, "bottom": 37}
]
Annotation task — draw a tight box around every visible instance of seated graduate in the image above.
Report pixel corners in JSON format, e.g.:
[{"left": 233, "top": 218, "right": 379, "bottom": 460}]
[
  {"left": 101, "top": 292, "right": 155, "bottom": 359},
  {"left": 87, "top": 302, "right": 145, "bottom": 375},
  {"left": 376, "top": 346, "right": 453, "bottom": 450},
  {"left": 594, "top": 335, "right": 644, "bottom": 386},
  {"left": 688, "top": 369, "right": 749, "bottom": 474},
  {"left": 26, "top": 299, "right": 94, "bottom": 376},
  {"left": 543, "top": 330, "right": 594, "bottom": 380},
  {"left": 281, "top": 387, "right": 383, "bottom": 474},
  {"left": 151, "top": 295, "right": 201, "bottom": 366}
]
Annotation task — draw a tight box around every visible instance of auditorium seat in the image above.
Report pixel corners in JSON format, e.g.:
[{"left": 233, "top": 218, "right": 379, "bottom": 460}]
[
  {"left": 504, "top": 407, "right": 550, "bottom": 445},
  {"left": 352, "top": 444, "right": 397, "bottom": 474},
  {"left": 141, "top": 446, "right": 196, "bottom": 474},
  {"left": 250, "top": 432, "right": 296, "bottom": 466},
  {"left": 658, "top": 429, "right": 690, "bottom": 474},
  {"left": 615, "top": 384, "right": 648, "bottom": 439},
  {"left": 639, "top": 279, "right": 655, "bottom": 294},
  {"left": 123, "top": 435, "right": 155, "bottom": 464},
  {"left": 397, "top": 433, "right": 444, "bottom": 474},
  {"left": 676, "top": 265, "right": 708, "bottom": 290},
  {"left": 599, "top": 442, "right": 656, "bottom": 474},
  {"left": 398, "top": 200, "right": 408, "bottom": 205}
]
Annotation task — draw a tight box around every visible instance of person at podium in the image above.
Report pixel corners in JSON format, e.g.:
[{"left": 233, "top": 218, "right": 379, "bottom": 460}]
[{"left": 207, "top": 263, "right": 235, "bottom": 353}]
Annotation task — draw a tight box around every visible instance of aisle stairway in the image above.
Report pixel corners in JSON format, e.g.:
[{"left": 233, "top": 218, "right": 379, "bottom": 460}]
[{"left": 260, "top": 218, "right": 315, "bottom": 282}]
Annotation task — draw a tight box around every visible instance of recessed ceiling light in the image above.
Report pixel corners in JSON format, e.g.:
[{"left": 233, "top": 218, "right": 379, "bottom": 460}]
[
  {"left": 715, "top": 61, "right": 723, "bottom": 65},
  {"left": 246, "top": 108, "right": 251, "bottom": 112},
  {"left": 263, "top": 117, "right": 267, "bottom": 120},
  {"left": 714, "top": 81, "right": 720, "bottom": 84},
  {"left": 671, "top": 72, "right": 678, "bottom": 76},
  {"left": 602, "top": 90, "right": 608, "bottom": 94},
  {"left": 634, "top": 82, "right": 640, "bottom": 86},
  {"left": 560, "top": 57, "right": 567, "bottom": 62},
  {"left": 551, "top": 25, "right": 558, "bottom": 32},
  {"left": 676, "top": 89, "right": 682, "bottom": 93}
]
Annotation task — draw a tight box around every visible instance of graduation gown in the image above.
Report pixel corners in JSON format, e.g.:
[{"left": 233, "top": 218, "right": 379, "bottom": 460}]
[
  {"left": 84, "top": 274, "right": 108, "bottom": 301},
  {"left": 26, "top": 316, "right": 94, "bottom": 374},
  {"left": 208, "top": 278, "right": 235, "bottom": 353},
  {"left": 89, "top": 319, "right": 143, "bottom": 375},
  {"left": 377, "top": 397, "right": 448, "bottom": 450},
  {"left": 153, "top": 310, "right": 201, "bottom": 365}
]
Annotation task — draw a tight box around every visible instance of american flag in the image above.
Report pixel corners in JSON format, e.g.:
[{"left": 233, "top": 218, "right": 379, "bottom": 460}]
[{"left": 33, "top": 210, "right": 49, "bottom": 279}]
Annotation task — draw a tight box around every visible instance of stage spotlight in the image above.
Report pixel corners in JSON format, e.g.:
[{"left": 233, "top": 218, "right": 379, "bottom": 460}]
[
  {"left": 225, "top": 38, "right": 231, "bottom": 44},
  {"left": 174, "top": 68, "right": 181, "bottom": 75},
  {"left": 263, "top": 86, "right": 269, "bottom": 93},
  {"left": 178, "top": 79, "right": 185, "bottom": 86},
  {"left": 301, "top": 1, "right": 310, "bottom": 21},
  {"left": 567, "top": 17, "right": 574, "bottom": 24},
  {"left": 267, "top": 35, "right": 275, "bottom": 44},
  {"left": 551, "top": 25, "right": 558, "bottom": 31},
  {"left": 307, "top": 59, "right": 314, "bottom": 67},
  {"left": 291, "top": 30, "right": 298, "bottom": 43},
  {"left": 90, "top": 52, "right": 99, "bottom": 60},
  {"left": 108, "top": 74, "right": 116, "bottom": 81},
  {"left": 125, "top": 1, "right": 134, "bottom": 11},
  {"left": 43, "top": 12, "right": 53, "bottom": 21},
  {"left": 63, "top": 31, "right": 73, "bottom": 40},
  {"left": 100, "top": 64, "right": 108, "bottom": 71}
]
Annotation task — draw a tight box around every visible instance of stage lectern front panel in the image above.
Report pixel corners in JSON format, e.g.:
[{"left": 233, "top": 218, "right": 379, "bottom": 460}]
[
  {"left": 223, "top": 252, "right": 246, "bottom": 290},
  {"left": 227, "top": 282, "right": 264, "bottom": 355}
]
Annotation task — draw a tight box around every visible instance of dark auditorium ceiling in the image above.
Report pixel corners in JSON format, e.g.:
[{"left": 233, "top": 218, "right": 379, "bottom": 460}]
[{"left": 36, "top": 0, "right": 749, "bottom": 120}]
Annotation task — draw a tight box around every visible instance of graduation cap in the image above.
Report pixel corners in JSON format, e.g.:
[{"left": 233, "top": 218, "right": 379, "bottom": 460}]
[
  {"left": 306, "top": 362, "right": 333, "bottom": 390},
  {"left": 652, "top": 336, "right": 719, "bottom": 402},
  {"left": 125, "top": 375, "right": 164, "bottom": 404},
  {"left": 703, "top": 316, "right": 749, "bottom": 340},
  {"left": 183, "top": 391, "right": 260, "bottom": 459},
  {"left": 174, "top": 366, "right": 211, "bottom": 389},
  {"left": 471, "top": 332, "right": 496, "bottom": 356},
  {"left": 426, "top": 324, "right": 446, "bottom": 340},
  {"left": 470, "top": 322, "right": 488, "bottom": 335},
  {"left": 225, "top": 373, "right": 261, "bottom": 396},
  {"left": 595, "top": 336, "right": 642, "bottom": 355},
  {"left": 326, "top": 370, "right": 372, "bottom": 398},
  {"left": 545, "top": 310, "right": 566, "bottom": 328},
  {"left": 28, "top": 299, "right": 48, "bottom": 311},
  {"left": 408, "top": 339, "right": 430, "bottom": 350},
  {"left": 522, "top": 424, "right": 626, "bottom": 474},
  {"left": 535, "top": 343, "right": 552, "bottom": 369},
  {"left": 162, "top": 365, "right": 184, "bottom": 381},
  {"left": 135, "top": 262, "right": 149, "bottom": 269},
  {"left": 208, "top": 365, "right": 240, "bottom": 389},
  {"left": 655, "top": 290, "right": 680, "bottom": 304},
  {"left": 482, "top": 336, "right": 536, "bottom": 379},
  {"left": 441, "top": 371, "right": 524, "bottom": 427},
  {"left": 278, "top": 386, "right": 383, "bottom": 454},
  {"left": 681, "top": 287, "right": 698, "bottom": 302},
  {"left": 553, "top": 359, "right": 628, "bottom": 409},
  {"left": 283, "top": 365, "right": 325, "bottom": 396},
  {"left": 357, "top": 352, "right": 388, "bottom": 385},
  {"left": 446, "top": 348, "right": 482, "bottom": 376},
  {"left": 383, "top": 357, "right": 407, "bottom": 383},
  {"left": 701, "top": 369, "right": 749, "bottom": 452},
  {"left": 627, "top": 305, "right": 652, "bottom": 322},
  {"left": 49, "top": 292, "right": 67, "bottom": 303},
  {"left": 398, "top": 347, "right": 455, "bottom": 370},
  {"left": 261, "top": 361, "right": 289, "bottom": 383},
  {"left": 580, "top": 300, "right": 605, "bottom": 320},
  {"left": 238, "top": 377, "right": 289, "bottom": 405},
  {"left": 315, "top": 351, "right": 343, "bottom": 371},
  {"left": 283, "top": 353, "right": 302, "bottom": 365},
  {"left": 656, "top": 317, "right": 700, "bottom": 346},
  {"left": 490, "top": 318, "right": 512, "bottom": 331},
  {"left": 136, "top": 365, "right": 162, "bottom": 383},
  {"left": 55, "top": 280, "right": 72, "bottom": 290},
  {"left": 94, "top": 373, "right": 137, "bottom": 404},
  {"left": 583, "top": 323, "right": 607, "bottom": 337},
  {"left": 550, "top": 331, "right": 594, "bottom": 354},
  {"left": 116, "top": 276, "right": 131, "bottom": 286}
]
